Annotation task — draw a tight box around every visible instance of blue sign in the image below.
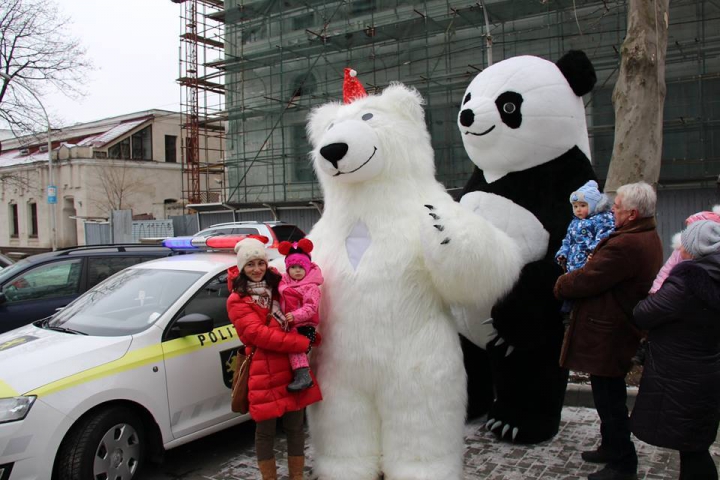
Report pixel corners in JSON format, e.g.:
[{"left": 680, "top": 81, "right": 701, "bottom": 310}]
[{"left": 47, "top": 185, "right": 57, "bottom": 204}]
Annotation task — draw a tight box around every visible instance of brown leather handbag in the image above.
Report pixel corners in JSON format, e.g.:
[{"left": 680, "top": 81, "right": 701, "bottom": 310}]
[
  {"left": 230, "top": 347, "right": 255, "bottom": 414},
  {"left": 231, "top": 313, "right": 272, "bottom": 414}
]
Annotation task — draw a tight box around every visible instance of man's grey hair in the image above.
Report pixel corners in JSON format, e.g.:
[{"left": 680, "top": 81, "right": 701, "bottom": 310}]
[{"left": 616, "top": 181, "right": 656, "bottom": 218}]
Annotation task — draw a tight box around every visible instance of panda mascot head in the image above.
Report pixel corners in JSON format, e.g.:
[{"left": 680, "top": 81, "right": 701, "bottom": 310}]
[
  {"left": 459, "top": 50, "right": 597, "bottom": 184},
  {"left": 458, "top": 50, "right": 599, "bottom": 259}
]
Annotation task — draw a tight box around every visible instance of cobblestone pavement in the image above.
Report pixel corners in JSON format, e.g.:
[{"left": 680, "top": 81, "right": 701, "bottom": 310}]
[{"left": 146, "top": 406, "right": 720, "bottom": 479}]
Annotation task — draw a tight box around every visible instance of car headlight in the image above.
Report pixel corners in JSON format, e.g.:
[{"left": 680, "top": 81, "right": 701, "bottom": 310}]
[{"left": 0, "top": 396, "right": 36, "bottom": 424}]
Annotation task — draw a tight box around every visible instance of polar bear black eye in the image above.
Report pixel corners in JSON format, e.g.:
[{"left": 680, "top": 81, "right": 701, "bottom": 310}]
[
  {"left": 503, "top": 102, "right": 516, "bottom": 114},
  {"left": 362, "top": 113, "right": 373, "bottom": 121},
  {"left": 463, "top": 93, "right": 471, "bottom": 105},
  {"left": 327, "top": 123, "right": 334, "bottom": 130}
]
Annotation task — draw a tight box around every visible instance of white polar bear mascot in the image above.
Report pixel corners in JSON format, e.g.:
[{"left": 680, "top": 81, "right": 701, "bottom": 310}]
[{"left": 305, "top": 70, "right": 525, "bottom": 480}]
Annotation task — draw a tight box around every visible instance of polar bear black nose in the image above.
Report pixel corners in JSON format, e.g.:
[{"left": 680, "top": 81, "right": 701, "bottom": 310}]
[
  {"left": 320, "top": 143, "right": 348, "bottom": 169},
  {"left": 459, "top": 109, "right": 475, "bottom": 127}
]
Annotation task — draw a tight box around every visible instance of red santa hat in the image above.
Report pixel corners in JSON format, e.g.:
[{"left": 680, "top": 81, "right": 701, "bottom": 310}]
[{"left": 343, "top": 68, "right": 367, "bottom": 104}]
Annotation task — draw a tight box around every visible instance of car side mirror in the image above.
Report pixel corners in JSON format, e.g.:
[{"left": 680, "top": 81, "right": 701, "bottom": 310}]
[{"left": 171, "top": 313, "right": 214, "bottom": 336}]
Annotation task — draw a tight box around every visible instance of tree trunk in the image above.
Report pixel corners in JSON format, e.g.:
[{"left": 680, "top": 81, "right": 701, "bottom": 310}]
[{"left": 604, "top": 0, "right": 669, "bottom": 193}]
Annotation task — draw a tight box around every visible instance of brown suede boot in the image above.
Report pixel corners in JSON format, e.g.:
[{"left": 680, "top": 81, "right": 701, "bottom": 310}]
[
  {"left": 287, "top": 455, "right": 304, "bottom": 480},
  {"left": 258, "top": 458, "right": 277, "bottom": 480}
]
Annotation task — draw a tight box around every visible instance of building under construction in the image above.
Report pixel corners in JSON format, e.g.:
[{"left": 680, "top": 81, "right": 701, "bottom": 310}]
[
  {"left": 176, "top": 0, "right": 227, "bottom": 205},
  {"left": 176, "top": 0, "right": 720, "bottom": 239}
]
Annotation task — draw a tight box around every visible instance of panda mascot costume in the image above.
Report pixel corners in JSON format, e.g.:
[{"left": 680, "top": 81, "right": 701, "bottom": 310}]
[{"left": 456, "top": 50, "right": 599, "bottom": 444}]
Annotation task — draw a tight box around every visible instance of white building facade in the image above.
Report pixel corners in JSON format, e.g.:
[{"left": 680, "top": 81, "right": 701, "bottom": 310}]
[{"left": 0, "top": 110, "right": 222, "bottom": 250}]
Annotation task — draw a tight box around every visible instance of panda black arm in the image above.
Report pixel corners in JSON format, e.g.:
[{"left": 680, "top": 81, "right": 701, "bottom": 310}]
[{"left": 490, "top": 259, "right": 564, "bottom": 350}]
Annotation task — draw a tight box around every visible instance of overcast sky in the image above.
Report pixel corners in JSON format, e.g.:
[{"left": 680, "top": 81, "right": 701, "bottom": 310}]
[{"left": 45, "top": 0, "right": 181, "bottom": 126}]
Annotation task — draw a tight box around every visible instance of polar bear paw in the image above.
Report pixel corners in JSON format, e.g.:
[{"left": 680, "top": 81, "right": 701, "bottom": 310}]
[
  {"left": 424, "top": 204, "right": 452, "bottom": 245},
  {"left": 421, "top": 201, "right": 524, "bottom": 307}
]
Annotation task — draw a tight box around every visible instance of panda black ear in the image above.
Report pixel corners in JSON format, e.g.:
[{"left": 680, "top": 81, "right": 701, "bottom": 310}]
[{"left": 556, "top": 50, "right": 597, "bottom": 97}]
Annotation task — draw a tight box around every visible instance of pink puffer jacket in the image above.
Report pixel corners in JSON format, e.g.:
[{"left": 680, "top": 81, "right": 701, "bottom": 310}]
[{"left": 278, "top": 263, "right": 323, "bottom": 327}]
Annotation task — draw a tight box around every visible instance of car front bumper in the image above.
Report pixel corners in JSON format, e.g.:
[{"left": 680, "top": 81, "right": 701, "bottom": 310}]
[{"left": 0, "top": 399, "right": 70, "bottom": 480}]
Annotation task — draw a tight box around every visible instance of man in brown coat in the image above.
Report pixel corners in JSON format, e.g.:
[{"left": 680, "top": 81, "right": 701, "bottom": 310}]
[{"left": 555, "top": 182, "right": 663, "bottom": 480}]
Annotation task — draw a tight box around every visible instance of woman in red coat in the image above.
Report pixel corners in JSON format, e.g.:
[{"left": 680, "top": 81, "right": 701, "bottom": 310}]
[{"left": 227, "top": 237, "right": 322, "bottom": 480}]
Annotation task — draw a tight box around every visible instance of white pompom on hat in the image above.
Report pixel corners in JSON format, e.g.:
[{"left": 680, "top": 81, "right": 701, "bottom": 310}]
[{"left": 234, "top": 237, "right": 268, "bottom": 269}]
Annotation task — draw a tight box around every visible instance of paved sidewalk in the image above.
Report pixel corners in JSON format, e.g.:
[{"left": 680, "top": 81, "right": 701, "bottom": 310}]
[{"left": 197, "top": 406, "right": 719, "bottom": 479}]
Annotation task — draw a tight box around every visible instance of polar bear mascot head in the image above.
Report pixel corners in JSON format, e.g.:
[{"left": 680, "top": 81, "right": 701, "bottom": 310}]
[{"left": 307, "top": 81, "right": 442, "bottom": 202}]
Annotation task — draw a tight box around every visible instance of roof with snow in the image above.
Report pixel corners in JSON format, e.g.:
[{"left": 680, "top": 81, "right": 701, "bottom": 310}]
[
  {"left": 81, "top": 118, "right": 150, "bottom": 147},
  {"left": 0, "top": 110, "right": 176, "bottom": 168}
]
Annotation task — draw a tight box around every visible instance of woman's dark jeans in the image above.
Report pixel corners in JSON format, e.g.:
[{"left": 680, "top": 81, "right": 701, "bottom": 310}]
[{"left": 255, "top": 409, "right": 305, "bottom": 461}]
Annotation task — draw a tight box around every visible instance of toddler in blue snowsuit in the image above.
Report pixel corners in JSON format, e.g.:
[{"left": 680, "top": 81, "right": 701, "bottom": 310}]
[{"left": 555, "top": 180, "right": 615, "bottom": 316}]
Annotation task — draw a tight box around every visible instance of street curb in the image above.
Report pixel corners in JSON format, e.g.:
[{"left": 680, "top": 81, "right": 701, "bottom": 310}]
[{"left": 564, "top": 383, "right": 638, "bottom": 409}]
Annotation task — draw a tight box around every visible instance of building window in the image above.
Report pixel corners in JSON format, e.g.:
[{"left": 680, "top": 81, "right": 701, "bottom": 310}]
[
  {"left": 108, "top": 126, "right": 152, "bottom": 160},
  {"left": 290, "top": 73, "right": 317, "bottom": 99},
  {"left": 108, "top": 138, "right": 130, "bottom": 159},
  {"left": 9, "top": 204, "right": 19, "bottom": 237},
  {"left": 351, "top": 0, "right": 375, "bottom": 14},
  {"left": 28, "top": 203, "right": 38, "bottom": 237},
  {"left": 292, "top": 12, "right": 314, "bottom": 30},
  {"left": 291, "top": 124, "right": 314, "bottom": 182},
  {"left": 165, "top": 135, "right": 177, "bottom": 163},
  {"left": 132, "top": 126, "right": 151, "bottom": 159}
]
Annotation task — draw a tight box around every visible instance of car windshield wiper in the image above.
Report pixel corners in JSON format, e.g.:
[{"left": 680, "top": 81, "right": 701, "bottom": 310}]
[{"left": 41, "top": 318, "right": 87, "bottom": 335}]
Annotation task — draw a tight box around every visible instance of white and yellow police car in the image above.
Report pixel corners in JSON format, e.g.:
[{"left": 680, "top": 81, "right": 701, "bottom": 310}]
[{"left": 0, "top": 236, "right": 257, "bottom": 480}]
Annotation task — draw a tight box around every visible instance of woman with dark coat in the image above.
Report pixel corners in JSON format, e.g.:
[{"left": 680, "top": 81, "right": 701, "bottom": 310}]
[
  {"left": 632, "top": 220, "right": 720, "bottom": 480},
  {"left": 227, "top": 237, "right": 322, "bottom": 480}
]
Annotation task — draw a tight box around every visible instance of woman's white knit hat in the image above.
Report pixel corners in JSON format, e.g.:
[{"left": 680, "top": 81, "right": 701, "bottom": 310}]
[{"left": 234, "top": 237, "right": 268, "bottom": 268}]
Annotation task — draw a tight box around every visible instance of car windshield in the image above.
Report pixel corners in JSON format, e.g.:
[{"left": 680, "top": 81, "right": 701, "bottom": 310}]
[
  {"left": 47, "top": 267, "right": 204, "bottom": 336},
  {"left": 272, "top": 225, "right": 305, "bottom": 242}
]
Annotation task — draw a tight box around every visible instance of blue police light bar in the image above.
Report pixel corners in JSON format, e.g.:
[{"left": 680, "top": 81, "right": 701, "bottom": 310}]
[{"left": 162, "top": 236, "right": 197, "bottom": 249}]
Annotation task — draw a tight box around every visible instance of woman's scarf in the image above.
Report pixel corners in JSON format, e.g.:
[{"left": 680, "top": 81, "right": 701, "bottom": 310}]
[{"left": 247, "top": 280, "right": 287, "bottom": 328}]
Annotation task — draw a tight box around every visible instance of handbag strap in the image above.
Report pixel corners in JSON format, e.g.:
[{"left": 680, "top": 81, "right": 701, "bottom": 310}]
[{"left": 243, "top": 306, "right": 274, "bottom": 360}]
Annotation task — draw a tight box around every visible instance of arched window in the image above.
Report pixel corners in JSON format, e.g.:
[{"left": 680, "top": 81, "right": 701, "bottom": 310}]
[{"left": 290, "top": 73, "right": 317, "bottom": 99}]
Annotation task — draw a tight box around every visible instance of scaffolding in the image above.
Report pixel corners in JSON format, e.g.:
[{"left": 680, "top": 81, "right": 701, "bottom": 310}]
[
  {"left": 175, "top": 0, "right": 227, "bottom": 205},
  {"left": 191, "top": 0, "right": 720, "bottom": 207}
]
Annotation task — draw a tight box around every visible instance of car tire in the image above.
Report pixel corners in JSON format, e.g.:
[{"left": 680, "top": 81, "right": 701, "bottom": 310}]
[{"left": 56, "top": 406, "right": 145, "bottom": 480}]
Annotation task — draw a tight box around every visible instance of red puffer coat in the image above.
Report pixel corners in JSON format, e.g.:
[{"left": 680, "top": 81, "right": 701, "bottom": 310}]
[{"left": 226, "top": 267, "right": 322, "bottom": 422}]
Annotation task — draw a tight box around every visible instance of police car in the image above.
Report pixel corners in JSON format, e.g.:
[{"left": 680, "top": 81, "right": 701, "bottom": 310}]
[{"left": 0, "top": 236, "right": 255, "bottom": 480}]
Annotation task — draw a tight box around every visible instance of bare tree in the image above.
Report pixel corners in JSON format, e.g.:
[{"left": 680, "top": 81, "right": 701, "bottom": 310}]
[
  {"left": 604, "top": 0, "right": 670, "bottom": 193},
  {"left": 0, "top": 0, "right": 91, "bottom": 135},
  {"left": 0, "top": 168, "right": 32, "bottom": 191},
  {"left": 93, "top": 165, "right": 149, "bottom": 216}
]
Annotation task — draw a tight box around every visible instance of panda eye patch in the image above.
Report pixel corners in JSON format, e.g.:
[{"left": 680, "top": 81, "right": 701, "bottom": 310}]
[
  {"left": 463, "top": 93, "right": 471, "bottom": 104},
  {"left": 495, "top": 91, "right": 524, "bottom": 129},
  {"left": 362, "top": 113, "right": 373, "bottom": 121}
]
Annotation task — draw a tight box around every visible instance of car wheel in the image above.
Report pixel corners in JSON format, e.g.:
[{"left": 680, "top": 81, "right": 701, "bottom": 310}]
[{"left": 56, "top": 406, "right": 145, "bottom": 480}]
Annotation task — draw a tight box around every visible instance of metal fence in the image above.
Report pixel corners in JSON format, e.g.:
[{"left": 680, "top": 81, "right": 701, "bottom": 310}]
[
  {"left": 130, "top": 220, "right": 174, "bottom": 242},
  {"left": 171, "top": 214, "right": 200, "bottom": 237},
  {"left": 84, "top": 222, "right": 112, "bottom": 245},
  {"left": 84, "top": 218, "right": 175, "bottom": 245}
]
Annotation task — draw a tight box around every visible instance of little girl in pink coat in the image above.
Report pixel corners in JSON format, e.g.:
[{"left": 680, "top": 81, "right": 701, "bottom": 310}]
[
  {"left": 278, "top": 239, "right": 324, "bottom": 392},
  {"left": 649, "top": 206, "right": 720, "bottom": 294}
]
